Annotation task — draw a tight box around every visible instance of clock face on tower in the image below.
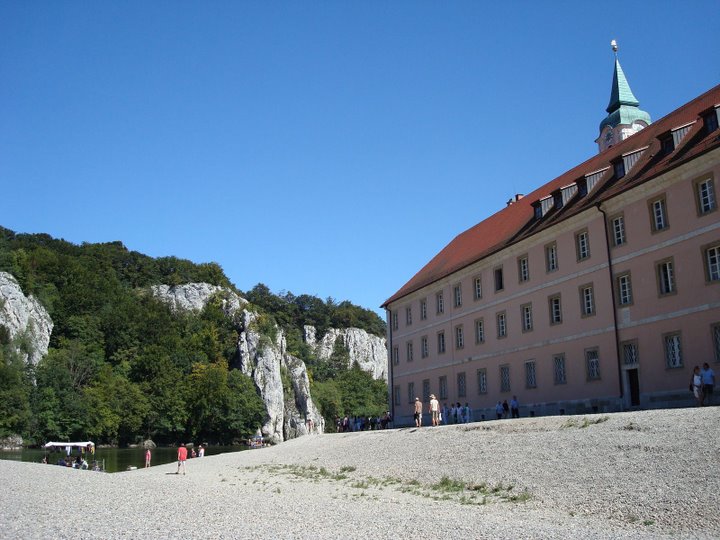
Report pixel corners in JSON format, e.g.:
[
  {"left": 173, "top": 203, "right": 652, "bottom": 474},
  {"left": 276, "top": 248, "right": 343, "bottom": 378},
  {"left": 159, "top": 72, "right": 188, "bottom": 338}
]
[{"left": 605, "top": 130, "right": 614, "bottom": 144}]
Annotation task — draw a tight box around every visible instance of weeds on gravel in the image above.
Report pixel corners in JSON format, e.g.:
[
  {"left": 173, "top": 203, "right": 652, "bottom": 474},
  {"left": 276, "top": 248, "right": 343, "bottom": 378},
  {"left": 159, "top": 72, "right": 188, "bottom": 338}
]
[
  {"left": 561, "top": 416, "right": 609, "bottom": 429},
  {"left": 623, "top": 422, "right": 641, "bottom": 431}
]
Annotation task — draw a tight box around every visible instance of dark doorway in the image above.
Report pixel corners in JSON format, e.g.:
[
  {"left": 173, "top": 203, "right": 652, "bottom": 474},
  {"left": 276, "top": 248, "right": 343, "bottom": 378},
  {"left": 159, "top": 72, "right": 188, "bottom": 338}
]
[{"left": 627, "top": 369, "right": 640, "bottom": 407}]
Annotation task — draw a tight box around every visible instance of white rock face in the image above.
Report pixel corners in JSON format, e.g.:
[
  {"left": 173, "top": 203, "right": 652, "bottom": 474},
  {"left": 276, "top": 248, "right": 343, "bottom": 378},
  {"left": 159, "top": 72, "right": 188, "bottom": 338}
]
[
  {"left": 308, "top": 326, "right": 388, "bottom": 380},
  {"left": 0, "top": 272, "right": 53, "bottom": 365},
  {"left": 150, "top": 283, "right": 247, "bottom": 314}
]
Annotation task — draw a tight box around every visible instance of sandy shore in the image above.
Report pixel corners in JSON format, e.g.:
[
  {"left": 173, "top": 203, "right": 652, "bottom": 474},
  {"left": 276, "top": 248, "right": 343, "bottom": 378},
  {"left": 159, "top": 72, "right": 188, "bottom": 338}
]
[{"left": 1, "top": 407, "right": 718, "bottom": 539}]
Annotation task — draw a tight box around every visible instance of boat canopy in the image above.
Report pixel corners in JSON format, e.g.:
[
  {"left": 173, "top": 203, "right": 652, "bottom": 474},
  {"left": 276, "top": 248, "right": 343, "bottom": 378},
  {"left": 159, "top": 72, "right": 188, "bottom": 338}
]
[{"left": 43, "top": 441, "right": 95, "bottom": 449}]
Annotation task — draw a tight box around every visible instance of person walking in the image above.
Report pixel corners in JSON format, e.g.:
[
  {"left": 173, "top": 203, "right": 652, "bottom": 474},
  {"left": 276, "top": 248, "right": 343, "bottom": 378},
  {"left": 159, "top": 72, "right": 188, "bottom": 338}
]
[
  {"left": 495, "top": 401, "right": 504, "bottom": 420},
  {"left": 510, "top": 396, "right": 520, "bottom": 419},
  {"left": 502, "top": 399, "right": 510, "bottom": 419},
  {"left": 691, "top": 366, "right": 703, "bottom": 407},
  {"left": 414, "top": 397, "right": 423, "bottom": 427},
  {"left": 463, "top": 402, "right": 471, "bottom": 423},
  {"left": 144, "top": 448, "right": 151, "bottom": 468},
  {"left": 429, "top": 394, "right": 440, "bottom": 426},
  {"left": 700, "top": 363, "right": 715, "bottom": 406},
  {"left": 176, "top": 443, "right": 187, "bottom": 475}
]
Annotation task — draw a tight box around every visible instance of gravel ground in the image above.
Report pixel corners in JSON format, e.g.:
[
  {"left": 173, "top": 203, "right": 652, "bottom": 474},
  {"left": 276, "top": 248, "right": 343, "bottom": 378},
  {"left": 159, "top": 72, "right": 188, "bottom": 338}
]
[{"left": 1, "top": 407, "right": 718, "bottom": 539}]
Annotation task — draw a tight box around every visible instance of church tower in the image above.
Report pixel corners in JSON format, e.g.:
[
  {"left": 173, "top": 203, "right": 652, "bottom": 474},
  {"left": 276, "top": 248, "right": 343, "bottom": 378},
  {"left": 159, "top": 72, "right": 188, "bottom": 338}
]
[{"left": 596, "top": 41, "right": 651, "bottom": 153}]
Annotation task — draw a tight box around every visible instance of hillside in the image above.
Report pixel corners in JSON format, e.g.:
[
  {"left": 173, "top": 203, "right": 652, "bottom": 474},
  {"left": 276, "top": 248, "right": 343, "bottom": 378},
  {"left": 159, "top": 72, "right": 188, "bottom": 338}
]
[{"left": 0, "top": 226, "right": 388, "bottom": 446}]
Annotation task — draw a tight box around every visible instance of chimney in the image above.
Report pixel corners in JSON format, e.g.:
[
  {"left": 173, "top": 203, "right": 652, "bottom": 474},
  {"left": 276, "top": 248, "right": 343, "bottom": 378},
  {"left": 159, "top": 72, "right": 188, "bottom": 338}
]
[{"left": 506, "top": 194, "right": 524, "bottom": 206}]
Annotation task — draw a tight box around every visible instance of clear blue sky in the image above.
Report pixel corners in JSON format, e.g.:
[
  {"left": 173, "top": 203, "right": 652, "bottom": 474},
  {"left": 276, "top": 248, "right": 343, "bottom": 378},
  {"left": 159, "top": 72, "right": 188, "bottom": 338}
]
[{"left": 2, "top": 2, "right": 718, "bottom": 317}]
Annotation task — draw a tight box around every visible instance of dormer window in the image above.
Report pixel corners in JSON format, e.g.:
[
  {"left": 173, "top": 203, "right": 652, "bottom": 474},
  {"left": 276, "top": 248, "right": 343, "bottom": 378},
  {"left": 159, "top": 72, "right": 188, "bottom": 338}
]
[
  {"left": 577, "top": 178, "right": 588, "bottom": 197},
  {"left": 613, "top": 160, "right": 626, "bottom": 179},
  {"left": 540, "top": 196, "right": 553, "bottom": 217},
  {"left": 561, "top": 183, "right": 578, "bottom": 205},
  {"left": 533, "top": 204, "right": 542, "bottom": 220},
  {"left": 553, "top": 192, "right": 563, "bottom": 210},
  {"left": 660, "top": 134, "right": 674, "bottom": 156},
  {"left": 672, "top": 122, "right": 694, "bottom": 147},
  {"left": 622, "top": 147, "right": 647, "bottom": 174},
  {"left": 585, "top": 167, "right": 609, "bottom": 193},
  {"left": 705, "top": 109, "right": 719, "bottom": 134}
]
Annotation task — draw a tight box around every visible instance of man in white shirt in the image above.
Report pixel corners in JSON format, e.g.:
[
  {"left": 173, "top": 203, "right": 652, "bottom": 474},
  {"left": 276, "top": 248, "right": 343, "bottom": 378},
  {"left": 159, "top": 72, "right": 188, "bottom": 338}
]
[{"left": 429, "top": 394, "right": 440, "bottom": 426}]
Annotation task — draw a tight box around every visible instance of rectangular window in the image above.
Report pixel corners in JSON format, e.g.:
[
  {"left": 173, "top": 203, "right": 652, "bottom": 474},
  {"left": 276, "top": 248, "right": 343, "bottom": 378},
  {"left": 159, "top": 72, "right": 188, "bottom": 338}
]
[
  {"left": 405, "top": 306, "right": 412, "bottom": 326},
  {"left": 705, "top": 111, "right": 719, "bottom": 133},
  {"left": 420, "top": 298, "right": 427, "bottom": 321},
  {"left": 439, "top": 376, "right": 448, "bottom": 400},
  {"left": 457, "top": 372, "right": 467, "bottom": 398},
  {"left": 664, "top": 332, "right": 683, "bottom": 368},
  {"left": 576, "top": 229, "right": 590, "bottom": 261},
  {"left": 407, "top": 382, "right": 415, "bottom": 404},
  {"left": 617, "top": 273, "right": 633, "bottom": 306},
  {"left": 585, "top": 348, "right": 601, "bottom": 380},
  {"left": 421, "top": 336, "right": 429, "bottom": 358},
  {"left": 437, "top": 331, "right": 446, "bottom": 354},
  {"left": 392, "top": 311, "right": 398, "bottom": 331},
  {"left": 521, "top": 303, "right": 533, "bottom": 332},
  {"left": 436, "top": 292, "right": 444, "bottom": 314},
  {"left": 549, "top": 294, "right": 562, "bottom": 325},
  {"left": 545, "top": 242, "right": 558, "bottom": 272},
  {"left": 406, "top": 341, "right": 414, "bottom": 362},
  {"left": 496, "top": 311, "right": 507, "bottom": 338},
  {"left": 660, "top": 134, "right": 674, "bottom": 156},
  {"left": 473, "top": 276, "right": 482, "bottom": 300},
  {"left": 614, "top": 160, "right": 625, "bottom": 179},
  {"left": 455, "top": 325, "right": 464, "bottom": 350},
  {"left": 500, "top": 365, "right": 511, "bottom": 393},
  {"left": 525, "top": 360, "right": 537, "bottom": 389},
  {"left": 580, "top": 284, "right": 595, "bottom": 317},
  {"left": 518, "top": 255, "right": 530, "bottom": 283},
  {"left": 422, "top": 379, "right": 431, "bottom": 403},
  {"left": 477, "top": 368, "right": 488, "bottom": 394},
  {"left": 475, "top": 318, "right": 485, "bottom": 344},
  {"left": 649, "top": 196, "right": 669, "bottom": 232},
  {"left": 622, "top": 341, "right": 639, "bottom": 366},
  {"left": 553, "top": 354, "right": 566, "bottom": 385},
  {"left": 695, "top": 177, "right": 717, "bottom": 215},
  {"left": 712, "top": 323, "right": 720, "bottom": 363},
  {"left": 494, "top": 267, "right": 504, "bottom": 292},
  {"left": 453, "top": 284, "right": 462, "bottom": 308},
  {"left": 394, "top": 385, "right": 401, "bottom": 406},
  {"left": 611, "top": 214, "right": 626, "bottom": 247},
  {"left": 392, "top": 346, "right": 399, "bottom": 366},
  {"left": 704, "top": 243, "right": 720, "bottom": 283},
  {"left": 656, "top": 258, "right": 676, "bottom": 296}
]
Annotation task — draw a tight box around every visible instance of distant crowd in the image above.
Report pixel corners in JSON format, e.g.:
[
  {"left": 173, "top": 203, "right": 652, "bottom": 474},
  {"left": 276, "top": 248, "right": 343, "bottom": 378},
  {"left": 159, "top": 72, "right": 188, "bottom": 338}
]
[
  {"left": 417, "top": 395, "right": 523, "bottom": 427},
  {"left": 335, "top": 411, "right": 393, "bottom": 432}
]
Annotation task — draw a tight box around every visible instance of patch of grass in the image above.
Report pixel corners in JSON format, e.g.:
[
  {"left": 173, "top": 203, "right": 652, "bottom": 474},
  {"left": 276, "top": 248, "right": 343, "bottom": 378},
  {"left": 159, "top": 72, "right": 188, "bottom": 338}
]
[
  {"left": 623, "top": 422, "right": 641, "bottom": 431},
  {"left": 562, "top": 416, "right": 609, "bottom": 429},
  {"left": 643, "top": 520, "right": 655, "bottom": 526},
  {"left": 339, "top": 465, "right": 356, "bottom": 473},
  {"left": 432, "top": 476, "right": 466, "bottom": 492}
]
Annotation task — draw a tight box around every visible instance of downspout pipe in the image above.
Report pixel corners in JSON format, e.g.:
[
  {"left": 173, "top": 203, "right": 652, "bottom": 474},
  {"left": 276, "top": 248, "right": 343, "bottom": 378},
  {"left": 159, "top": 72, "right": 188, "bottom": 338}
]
[
  {"left": 385, "top": 307, "right": 395, "bottom": 423},
  {"left": 596, "top": 203, "right": 624, "bottom": 405}
]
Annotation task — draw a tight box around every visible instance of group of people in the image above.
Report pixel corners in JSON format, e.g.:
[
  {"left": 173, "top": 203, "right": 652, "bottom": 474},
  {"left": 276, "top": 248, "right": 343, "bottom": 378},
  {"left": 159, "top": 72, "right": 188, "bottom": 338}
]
[
  {"left": 336, "top": 412, "right": 393, "bottom": 432},
  {"left": 174, "top": 443, "right": 205, "bottom": 475},
  {"left": 495, "top": 396, "right": 521, "bottom": 419},
  {"left": 418, "top": 396, "right": 473, "bottom": 427},
  {"left": 691, "top": 363, "right": 715, "bottom": 407}
]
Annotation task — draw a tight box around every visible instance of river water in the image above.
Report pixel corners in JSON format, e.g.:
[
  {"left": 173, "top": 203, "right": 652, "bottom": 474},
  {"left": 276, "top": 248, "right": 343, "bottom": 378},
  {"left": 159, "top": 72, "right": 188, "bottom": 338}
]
[{"left": 0, "top": 445, "right": 247, "bottom": 473}]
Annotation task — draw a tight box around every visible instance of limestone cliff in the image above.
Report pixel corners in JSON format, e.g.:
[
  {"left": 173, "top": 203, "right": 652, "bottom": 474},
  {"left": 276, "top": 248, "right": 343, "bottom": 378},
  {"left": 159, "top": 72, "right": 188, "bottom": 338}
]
[
  {"left": 0, "top": 272, "right": 53, "bottom": 365},
  {"left": 305, "top": 325, "right": 387, "bottom": 380}
]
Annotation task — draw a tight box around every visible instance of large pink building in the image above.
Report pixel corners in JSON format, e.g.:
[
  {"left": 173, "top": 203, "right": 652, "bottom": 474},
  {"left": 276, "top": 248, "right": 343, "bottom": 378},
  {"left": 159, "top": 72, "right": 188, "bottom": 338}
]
[{"left": 382, "top": 57, "right": 720, "bottom": 423}]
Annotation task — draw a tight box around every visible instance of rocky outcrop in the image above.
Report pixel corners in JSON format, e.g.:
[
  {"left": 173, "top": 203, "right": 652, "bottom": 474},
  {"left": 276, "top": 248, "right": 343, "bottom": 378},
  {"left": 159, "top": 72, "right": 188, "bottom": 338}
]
[
  {"left": 0, "top": 272, "right": 53, "bottom": 365},
  {"left": 150, "top": 283, "right": 247, "bottom": 315},
  {"left": 305, "top": 326, "right": 387, "bottom": 380},
  {"left": 0, "top": 434, "right": 23, "bottom": 450}
]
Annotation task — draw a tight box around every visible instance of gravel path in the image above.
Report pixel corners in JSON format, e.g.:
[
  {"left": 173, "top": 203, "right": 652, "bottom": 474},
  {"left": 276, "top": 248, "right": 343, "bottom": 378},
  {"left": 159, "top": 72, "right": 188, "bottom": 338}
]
[{"left": 1, "top": 407, "right": 718, "bottom": 539}]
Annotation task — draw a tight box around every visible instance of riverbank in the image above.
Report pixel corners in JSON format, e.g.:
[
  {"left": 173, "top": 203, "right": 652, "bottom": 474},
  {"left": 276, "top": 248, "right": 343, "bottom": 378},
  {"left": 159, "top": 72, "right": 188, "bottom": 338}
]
[{"left": 1, "top": 407, "right": 717, "bottom": 539}]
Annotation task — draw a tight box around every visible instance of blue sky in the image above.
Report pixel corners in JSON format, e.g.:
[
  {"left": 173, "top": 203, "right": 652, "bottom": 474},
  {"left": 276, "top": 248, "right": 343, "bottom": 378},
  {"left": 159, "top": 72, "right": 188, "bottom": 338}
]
[{"left": 2, "top": 1, "right": 718, "bottom": 317}]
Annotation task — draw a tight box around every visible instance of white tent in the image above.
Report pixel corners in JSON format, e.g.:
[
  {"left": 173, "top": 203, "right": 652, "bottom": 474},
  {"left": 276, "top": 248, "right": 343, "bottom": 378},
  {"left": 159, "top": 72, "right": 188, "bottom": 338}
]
[{"left": 43, "top": 441, "right": 95, "bottom": 449}]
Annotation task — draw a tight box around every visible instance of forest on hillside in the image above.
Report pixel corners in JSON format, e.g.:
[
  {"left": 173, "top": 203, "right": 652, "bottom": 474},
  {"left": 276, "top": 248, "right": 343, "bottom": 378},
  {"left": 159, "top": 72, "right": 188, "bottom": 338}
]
[{"left": 0, "top": 226, "right": 387, "bottom": 445}]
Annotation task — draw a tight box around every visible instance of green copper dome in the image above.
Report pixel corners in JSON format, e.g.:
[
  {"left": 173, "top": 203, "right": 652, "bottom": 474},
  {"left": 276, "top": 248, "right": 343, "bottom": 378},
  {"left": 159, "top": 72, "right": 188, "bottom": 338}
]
[{"left": 599, "top": 58, "right": 651, "bottom": 133}]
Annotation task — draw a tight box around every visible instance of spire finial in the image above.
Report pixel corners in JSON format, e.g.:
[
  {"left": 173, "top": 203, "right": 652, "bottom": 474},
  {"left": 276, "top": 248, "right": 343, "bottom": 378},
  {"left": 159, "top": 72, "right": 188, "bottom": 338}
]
[{"left": 611, "top": 39, "right": 618, "bottom": 57}]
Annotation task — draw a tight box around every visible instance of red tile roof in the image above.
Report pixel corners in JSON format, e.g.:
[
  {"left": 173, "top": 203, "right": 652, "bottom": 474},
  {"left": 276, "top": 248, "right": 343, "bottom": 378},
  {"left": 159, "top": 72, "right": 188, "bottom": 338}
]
[{"left": 382, "top": 84, "right": 720, "bottom": 308}]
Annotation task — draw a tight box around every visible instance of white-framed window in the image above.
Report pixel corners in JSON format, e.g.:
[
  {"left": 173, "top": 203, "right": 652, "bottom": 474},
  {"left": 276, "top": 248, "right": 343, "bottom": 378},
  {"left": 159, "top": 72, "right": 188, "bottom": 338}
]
[
  {"left": 473, "top": 276, "right": 482, "bottom": 300},
  {"left": 406, "top": 341, "right": 414, "bottom": 362},
  {"left": 617, "top": 273, "right": 633, "bottom": 305},
  {"left": 392, "top": 346, "right": 399, "bottom": 365},
  {"left": 650, "top": 196, "right": 669, "bottom": 232},
  {"left": 521, "top": 303, "right": 533, "bottom": 332},
  {"left": 439, "top": 376, "right": 448, "bottom": 400},
  {"left": 525, "top": 360, "right": 537, "bottom": 388},
  {"left": 545, "top": 242, "right": 558, "bottom": 272},
  {"left": 420, "top": 298, "right": 427, "bottom": 321},
  {"left": 394, "top": 385, "right": 401, "bottom": 406},
  {"left": 657, "top": 258, "right": 676, "bottom": 296},
  {"left": 497, "top": 311, "right": 507, "bottom": 338},
  {"left": 477, "top": 368, "right": 487, "bottom": 394},
  {"left": 576, "top": 230, "right": 590, "bottom": 261},
  {"left": 453, "top": 284, "right": 462, "bottom": 308},
  {"left": 475, "top": 318, "right": 485, "bottom": 344},
  {"left": 405, "top": 306, "right": 412, "bottom": 326},
  {"left": 407, "top": 382, "right": 415, "bottom": 404},
  {"left": 553, "top": 354, "right": 566, "bottom": 385},
  {"left": 580, "top": 284, "right": 595, "bottom": 317},
  {"left": 664, "top": 332, "right": 683, "bottom": 368},
  {"left": 392, "top": 311, "right": 398, "bottom": 331},
  {"left": 549, "top": 294, "right": 562, "bottom": 324},
  {"left": 712, "top": 323, "right": 720, "bottom": 363},
  {"left": 457, "top": 372, "right": 466, "bottom": 398},
  {"left": 500, "top": 365, "right": 511, "bottom": 392},
  {"left": 436, "top": 292, "right": 444, "bottom": 314},
  {"left": 611, "top": 215, "right": 626, "bottom": 246},
  {"left": 704, "top": 244, "right": 720, "bottom": 282},
  {"left": 518, "top": 255, "right": 530, "bottom": 283},
  {"left": 437, "top": 331, "right": 446, "bottom": 354},
  {"left": 422, "top": 379, "right": 431, "bottom": 403},
  {"left": 455, "top": 325, "right": 464, "bottom": 350},
  {"left": 494, "top": 267, "right": 504, "bottom": 292},
  {"left": 622, "top": 341, "right": 639, "bottom": 366},
  {"left": 695, "top": 177, "right": 717, "bottom": 215},
  {"left": 421, "top": 336, "right": 429, "bottom": 358},
  {"left": 585, "top": 348, "right": 601, "bottom": 380}
]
